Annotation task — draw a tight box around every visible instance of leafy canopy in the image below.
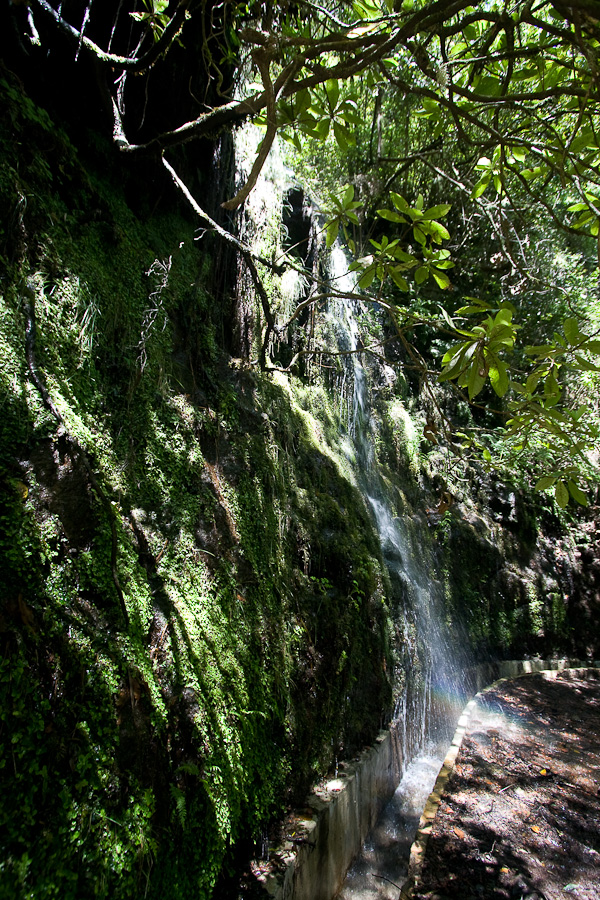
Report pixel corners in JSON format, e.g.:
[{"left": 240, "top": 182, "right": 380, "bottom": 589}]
[{"left": 23, "top": 0, "right": 600, "bottom": 500}]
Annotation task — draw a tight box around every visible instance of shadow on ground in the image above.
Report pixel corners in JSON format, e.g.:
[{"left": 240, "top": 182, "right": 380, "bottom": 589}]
[{"left": 412, "top": 671, "right": 600, "bottom": 900}]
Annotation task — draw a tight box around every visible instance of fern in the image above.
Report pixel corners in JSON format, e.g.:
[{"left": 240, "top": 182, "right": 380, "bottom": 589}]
[{"left": 169, "top": 784, "right": 187, "bottom": 828}]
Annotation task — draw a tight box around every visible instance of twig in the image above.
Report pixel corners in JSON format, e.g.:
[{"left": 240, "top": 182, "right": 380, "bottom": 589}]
[
  {"left": 32, "top": 0, "right": 192, "bottom": 73},
  {"left": 373, "top": 873, "right": 403, "bottom": 889},
  {"left": 222, "top": 49, "right": 279, "bottom": 210},
  {"left": 162, "top": 155, "right": 279, "bottom": 367}
]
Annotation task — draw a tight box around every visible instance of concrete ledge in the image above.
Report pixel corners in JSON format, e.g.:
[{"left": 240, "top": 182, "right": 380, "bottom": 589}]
[
  {"left": 401, "top": 659, "right": 600, "bottom": 899},
  {"left": 254, "top": 659, "right": 598, "bottom": 900},
  {"left": 256, "top": 728, "right": 403, "bottom": 900}
]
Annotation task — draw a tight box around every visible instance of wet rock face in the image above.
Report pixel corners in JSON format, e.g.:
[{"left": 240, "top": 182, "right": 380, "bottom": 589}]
[
  {"left": 283, "top": 188, "right": 315, "bottom": 267},
  {"left": 570, "top": 514, "right": 600, "bottom": 657}
]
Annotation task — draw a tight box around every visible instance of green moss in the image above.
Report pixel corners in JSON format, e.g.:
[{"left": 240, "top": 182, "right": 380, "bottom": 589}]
[{"left": 0, "top": 73, "right": 394, "bottom": 899}]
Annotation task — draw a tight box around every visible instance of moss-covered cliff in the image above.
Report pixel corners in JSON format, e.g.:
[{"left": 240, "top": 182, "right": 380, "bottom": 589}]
[
  {"left": 0, "top": 71, "right": 394, "bottom": 898},
  {"left": 1, "top": 67, "right": 598, "bottom": 900}
]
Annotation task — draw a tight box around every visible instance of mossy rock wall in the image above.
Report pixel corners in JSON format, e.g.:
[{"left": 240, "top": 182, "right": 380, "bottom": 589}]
[
  {"left": 1, "top": 69, "right": 597, "bottom": 900},
  {"left": 369, "top": 367, "right": 598, "bottom": 665},
  {"left": 0, "top": 74, "right": 391, "bottom": 899}
]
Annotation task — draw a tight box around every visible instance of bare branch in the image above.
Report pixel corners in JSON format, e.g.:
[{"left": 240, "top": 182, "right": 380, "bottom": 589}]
[
  {"left": 222, "top": 49, "right": 298, "bottom": 210},
  {"left": 32, "top": 0, "right": 192, "bottom": 73},
  {"left": 162, "top": 155, "right": 278, "bottom": 368}
]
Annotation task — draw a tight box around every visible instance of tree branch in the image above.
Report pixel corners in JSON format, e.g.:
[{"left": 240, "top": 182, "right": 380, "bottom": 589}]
[
  {"left": 222, "top": 50, "right": 300, "bottom": 210},
  {"left": 32, "top": 0, "right": 193, "bottom": 73},
  {"left": 162, "top": 155, "right": 278, "bottom": 368}
]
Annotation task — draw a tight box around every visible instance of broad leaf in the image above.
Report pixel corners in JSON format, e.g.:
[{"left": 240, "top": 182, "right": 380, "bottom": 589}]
[
  {"left": 535, "top": 476, "right": 555, "bottom": 491},
  {"left": 489, "top": 360, "right": 509, "bottom": 397},
  {"left": 555, "top": 481, "right": 569, "bottom": 508}
]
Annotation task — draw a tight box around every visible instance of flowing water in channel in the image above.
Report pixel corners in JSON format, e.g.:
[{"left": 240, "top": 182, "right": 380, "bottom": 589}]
[
  {"left": 329, "top": 247, "right": 467, "bottom": 898},
  {"left": 336, "top": 746, "right": 445, "bottom": 899}
]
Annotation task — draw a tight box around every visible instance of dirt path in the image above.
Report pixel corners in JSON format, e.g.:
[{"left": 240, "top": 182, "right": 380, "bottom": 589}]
[{"left": 406, "top": 670, "right": 600, "bottom": 900}]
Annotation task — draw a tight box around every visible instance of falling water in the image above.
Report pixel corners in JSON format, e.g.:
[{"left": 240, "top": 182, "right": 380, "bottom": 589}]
[{"left": 328, "top": 246, "right": 467, "bottom": 899}]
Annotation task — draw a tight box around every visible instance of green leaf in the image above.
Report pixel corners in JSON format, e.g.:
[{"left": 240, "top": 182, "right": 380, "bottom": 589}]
[
  {"left": 477, "top": 75, "right": 501, "bottom": 96},
  {"left": 489, "top": 360, "right": 509, "bottom": 397},
  {"left": 563, "top": 317, "right": 580, "bottom": 344},
  {"left": 574, "top": 353, "right": 600, "bottom": 372},
  {"left": 521, "top": 166, "right": 544, "bottom": 181},
  {"left": 294, "top": 89, "right": 312, "bottom": 115},
  {"left": 467, "top": 356, "right": 487, "bottom": 399},
  {"left": 391, "top": 192, "right": 409, "bottom": 212},
  {"left": 333, "top": 121, "right": 351, "bottom": 150},
  {"left": 510, "top": 146, "right": 527, "bottom": 162},
  {"left": 525, "top": 343, "right": 555, "bottom": 356},
  {"left": 310, "top": 118, "right": 330, "bottom": 140},
  {"left": 431, "top": 269, "right": 450, "bottom": 289},
  {"left": 415, "top": 265, "right": 429, "bottom": 285},
  {"left": 439, "top": 345, "right": 472, "bottom": 381},
  {"left": 423, "top": 203, "right": 452, "bottom": 219},
  {"left": 494, "top": 307, "right": 513, "bottom": 326},
  {"left": 555, "top": 481, "right": 569, "bottom": 508},
  {"left": 426, "top": 221, "right": 451, "bottom": 242},
  {"left": 543, "top": 369, "right": 559, "bottom": 395},
  {"left": 325, "top": 78, "right": 340, "bottom": 110},
  {"left": 390, "top": 268, "right": 409, "bottom": 291},
  {"left": 567, "top": 481, "right": 588, "bottom": 506},
  {"left": 352, "top": 0, "right": 381, "bottom": 20},
  {"left": 471, "top": 177, "right": 490, "bottom": 199},
  {"left": 377, "top": 208, "right": 407, "bottom": 223},
  {"left": 535, "top": 475, "right": 556, "bottom": 491},
  {"left": 358, "top": 267, "right": 376, "bottom": 289},
  {"left": 442, "top": 340, "right": 468, "bottom": 366},
  {"left": 326, "top": 221, "right": 339, "bottom": 248}
]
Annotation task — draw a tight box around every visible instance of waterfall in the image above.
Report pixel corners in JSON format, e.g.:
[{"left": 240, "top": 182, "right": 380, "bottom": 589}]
[{"left": 328, "top": 246, "right": 468, "bottom": 898}]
